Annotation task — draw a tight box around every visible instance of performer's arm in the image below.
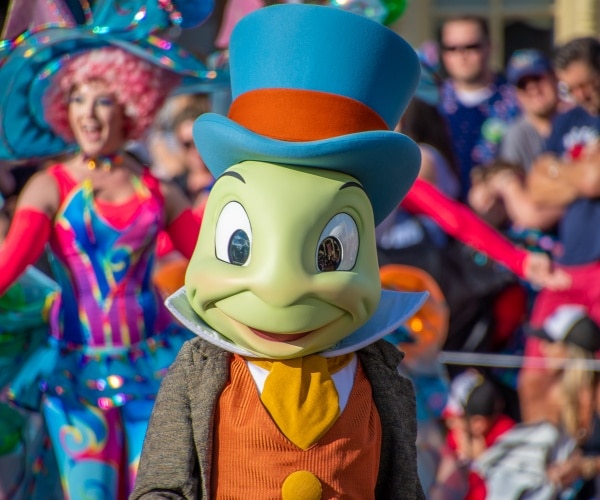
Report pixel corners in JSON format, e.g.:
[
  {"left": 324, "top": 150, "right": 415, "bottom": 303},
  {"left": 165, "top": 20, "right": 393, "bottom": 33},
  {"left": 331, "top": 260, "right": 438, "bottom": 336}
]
[
  {"left": 402, "top": 179, "right": 571, "bottom": 290},
  {"left": 0, "top": 208, "right": 52, "bottom": 295},
  {"left": 162, "top": 207, "right": 202, "bottom": 260},
  {"left": 159, "top": 180, "right": 202, "bottom": 260},
  {"left": 0, "top": 169, "right": 59, "bottom": 296},
  {"left": 402, "top": 178, "right": 527, "bottom": 277}
]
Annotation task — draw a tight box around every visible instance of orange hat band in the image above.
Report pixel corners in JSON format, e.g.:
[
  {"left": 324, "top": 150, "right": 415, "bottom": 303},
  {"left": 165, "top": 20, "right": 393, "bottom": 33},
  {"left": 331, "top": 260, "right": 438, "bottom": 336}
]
[{"left": 228, "top": 88, "right": 389, "bottom": 142}]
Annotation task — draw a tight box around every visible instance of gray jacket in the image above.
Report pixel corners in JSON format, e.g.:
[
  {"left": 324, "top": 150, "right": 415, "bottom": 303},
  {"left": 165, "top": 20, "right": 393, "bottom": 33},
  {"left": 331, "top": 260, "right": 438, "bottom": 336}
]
[{"left": 131, "top": 337, "right": 425, "bottom": 499}]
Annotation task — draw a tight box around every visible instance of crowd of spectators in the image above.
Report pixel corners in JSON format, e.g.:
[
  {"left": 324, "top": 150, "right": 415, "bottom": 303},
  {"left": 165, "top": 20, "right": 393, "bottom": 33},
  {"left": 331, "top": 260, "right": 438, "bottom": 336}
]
[{"left": 381, "top": 15, "right": 600, "bottom": 498}]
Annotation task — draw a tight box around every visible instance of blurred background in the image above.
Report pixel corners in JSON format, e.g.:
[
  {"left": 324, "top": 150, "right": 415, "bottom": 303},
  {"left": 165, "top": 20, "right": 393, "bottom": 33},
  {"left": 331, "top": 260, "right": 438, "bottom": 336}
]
[{"left": 2, "top": 0, "right": 599, "bottom": 72}]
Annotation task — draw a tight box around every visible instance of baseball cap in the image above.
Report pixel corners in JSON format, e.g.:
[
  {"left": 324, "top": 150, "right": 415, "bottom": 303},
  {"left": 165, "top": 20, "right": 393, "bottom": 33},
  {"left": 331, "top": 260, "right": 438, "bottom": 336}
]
[
  {"left": 464, "top": 379, "right": 500, "bottom": 417},
  {"left": 530, "top": 305, "right": 600, "bottom": 352},
  {"left": 443, "top": 369, "right": 500, "bottom": 418},
  {"left": 506, "top": 49, "right": 553, "bottom": 86}
]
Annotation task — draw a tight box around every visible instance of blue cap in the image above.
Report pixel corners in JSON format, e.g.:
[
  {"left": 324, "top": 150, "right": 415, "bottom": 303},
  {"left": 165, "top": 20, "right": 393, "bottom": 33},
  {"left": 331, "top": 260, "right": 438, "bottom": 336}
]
[{"left": 506, "top": 49, "right": 553, "bottom": 86}]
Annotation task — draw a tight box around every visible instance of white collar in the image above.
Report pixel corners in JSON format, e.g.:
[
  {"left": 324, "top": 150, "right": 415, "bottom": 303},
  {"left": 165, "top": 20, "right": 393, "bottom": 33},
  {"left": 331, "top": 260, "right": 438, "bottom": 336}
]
[{"left": 165, "top": 287, "right": 427, "bottom": 358}]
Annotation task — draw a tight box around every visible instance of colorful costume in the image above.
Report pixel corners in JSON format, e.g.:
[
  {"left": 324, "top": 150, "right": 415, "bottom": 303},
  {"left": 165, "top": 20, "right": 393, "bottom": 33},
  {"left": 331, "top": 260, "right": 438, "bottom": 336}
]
[
  {"left": 0, "top": 2, "right": 222, "bottom": 497},
  {"left": 4, "top": 165, "right": 197, "bottom": 497},
  {"left": 134, "top": 4, "right": 427, "bottom": 498}
]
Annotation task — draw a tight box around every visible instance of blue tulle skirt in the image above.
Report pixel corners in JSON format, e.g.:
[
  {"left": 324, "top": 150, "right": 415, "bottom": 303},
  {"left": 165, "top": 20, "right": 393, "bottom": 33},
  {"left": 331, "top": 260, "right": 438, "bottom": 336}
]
[{"left": 9, "top": 323, "right": 193, "bottom": 410}]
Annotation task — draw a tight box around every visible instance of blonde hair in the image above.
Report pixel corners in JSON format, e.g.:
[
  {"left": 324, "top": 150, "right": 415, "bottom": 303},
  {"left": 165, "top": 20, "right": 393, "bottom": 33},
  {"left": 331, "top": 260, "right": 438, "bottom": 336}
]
[{"left": 560, "top": 345, "right": 597, "bottom": 440}]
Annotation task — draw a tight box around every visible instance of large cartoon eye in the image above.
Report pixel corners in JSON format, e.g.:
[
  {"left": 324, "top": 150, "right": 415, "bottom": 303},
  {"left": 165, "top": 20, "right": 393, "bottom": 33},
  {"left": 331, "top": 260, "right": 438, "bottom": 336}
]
[
  {"left": 316, "top": 213, "right": 359, "bottom": 272},
  {"left": 215, "top": 202, "right": 252, "bottom": 266}
]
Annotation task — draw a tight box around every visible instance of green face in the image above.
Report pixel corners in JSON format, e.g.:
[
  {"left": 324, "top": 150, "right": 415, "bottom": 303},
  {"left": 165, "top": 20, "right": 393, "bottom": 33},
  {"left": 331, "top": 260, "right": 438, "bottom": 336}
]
[{"left": 185, "top": 161, "right": 381, "bottom": 359}]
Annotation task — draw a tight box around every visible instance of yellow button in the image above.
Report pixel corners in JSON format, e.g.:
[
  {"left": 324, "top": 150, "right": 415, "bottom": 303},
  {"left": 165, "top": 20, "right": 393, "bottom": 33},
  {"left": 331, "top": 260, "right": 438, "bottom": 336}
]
[{"left": 281, "top": 470, "right": 322, "bottom": 500}]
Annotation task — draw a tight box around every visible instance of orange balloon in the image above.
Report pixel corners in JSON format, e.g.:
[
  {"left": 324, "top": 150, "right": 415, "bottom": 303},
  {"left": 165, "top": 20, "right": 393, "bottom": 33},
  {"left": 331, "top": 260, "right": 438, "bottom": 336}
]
[{"left": 379, "top": 264, "right": 448, "bottom": 361}]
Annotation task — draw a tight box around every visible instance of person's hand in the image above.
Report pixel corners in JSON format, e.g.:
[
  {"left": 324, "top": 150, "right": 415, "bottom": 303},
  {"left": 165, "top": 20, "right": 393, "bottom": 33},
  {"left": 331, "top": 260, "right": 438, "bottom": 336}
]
[
  {"left": 528, "top": 154, "right": 578, "bottom": 207},
  {"left": 523, "top": 252, "right": 571, "bottom": 290},
  {"left": 547, "top": 458, "right": 580, "bottom": 488},
  {"left": 467, "top": 179, "right": 508, "bottom": 227},
  {"left": 487, "top": 169, "right": 521, "bottom": 196},
  {"left": 546, "top": 452, "right": 598, "bottom": 488},
  {"left": 467, "top": 179, "right": 497, "bottom": 214},
  {"left": 531, "top": 153, "right": 561, "bottom": 180}
]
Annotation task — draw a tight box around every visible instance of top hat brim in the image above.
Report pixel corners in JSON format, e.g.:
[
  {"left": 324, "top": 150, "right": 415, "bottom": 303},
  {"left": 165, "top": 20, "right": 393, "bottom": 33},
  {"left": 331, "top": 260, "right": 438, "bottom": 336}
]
[
  {"left": 194, "top": 113, "right": 421, "bottom": 226},
  {"left": 0, "top": 26, "right": 223, "bottom": 160}
]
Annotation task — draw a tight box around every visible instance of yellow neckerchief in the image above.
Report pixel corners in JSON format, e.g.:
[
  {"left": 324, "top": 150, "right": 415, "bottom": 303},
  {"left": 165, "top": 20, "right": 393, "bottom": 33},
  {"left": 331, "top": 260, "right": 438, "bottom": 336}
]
[{"left": 249, "top": 353, "right": 354, "bottom": 450}]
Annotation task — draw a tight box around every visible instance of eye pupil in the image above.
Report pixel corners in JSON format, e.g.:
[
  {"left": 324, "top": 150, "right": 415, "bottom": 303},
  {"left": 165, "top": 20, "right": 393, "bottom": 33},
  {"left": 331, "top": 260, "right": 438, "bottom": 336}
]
[
  {"left": 318, "top": 236, "right": 342, "bottom": 272},
  {"left": 228, "top": 229, "right": 251, "bottom": 266}
]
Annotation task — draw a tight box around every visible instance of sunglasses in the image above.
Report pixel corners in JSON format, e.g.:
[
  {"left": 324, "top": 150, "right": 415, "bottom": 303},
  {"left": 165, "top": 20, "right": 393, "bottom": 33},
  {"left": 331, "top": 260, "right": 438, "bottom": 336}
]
[
  {"left": 442, "top": 42, "right": 484, "bottom": 53},
  {"left": 558, "top": 77, "right": 600, "bottom": 98}
]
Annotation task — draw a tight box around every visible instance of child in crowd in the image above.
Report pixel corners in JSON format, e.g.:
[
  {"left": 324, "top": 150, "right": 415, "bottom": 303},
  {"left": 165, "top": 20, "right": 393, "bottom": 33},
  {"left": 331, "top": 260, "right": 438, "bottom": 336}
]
[
  {"left": 476, "top": 306, "right": 600, "bottom": 499},
  {"left": 445, "top": 372, "right": 515, "bottom": 454},
  {"left": 433, "top": 370, "right": 516, "bottom": 500}
]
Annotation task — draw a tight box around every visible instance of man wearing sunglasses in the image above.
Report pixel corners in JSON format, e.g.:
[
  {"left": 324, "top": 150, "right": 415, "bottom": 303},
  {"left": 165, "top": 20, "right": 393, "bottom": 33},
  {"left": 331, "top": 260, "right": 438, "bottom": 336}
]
[{"left": 438, "top": 15, "right": 521, "bottom": 200}]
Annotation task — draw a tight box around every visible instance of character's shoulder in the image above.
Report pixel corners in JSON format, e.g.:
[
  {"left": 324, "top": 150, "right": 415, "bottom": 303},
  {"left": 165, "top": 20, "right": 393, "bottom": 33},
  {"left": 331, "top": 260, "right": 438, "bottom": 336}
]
[
  {"left": 358, "top": 340, "right": 416, "bottom": 395},
  {"left": 174, "top": 336, "right": 232, "bottom": 375},
  {"left": 358, "top": 339, "right": 404, "bottom": 368}
]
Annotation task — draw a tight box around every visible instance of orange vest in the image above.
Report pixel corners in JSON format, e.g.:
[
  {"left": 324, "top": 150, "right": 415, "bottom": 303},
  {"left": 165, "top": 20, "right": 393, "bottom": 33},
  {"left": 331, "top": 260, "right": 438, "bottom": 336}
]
[{"left": 212, "top": 355, "right": 382, "bottom": 499}]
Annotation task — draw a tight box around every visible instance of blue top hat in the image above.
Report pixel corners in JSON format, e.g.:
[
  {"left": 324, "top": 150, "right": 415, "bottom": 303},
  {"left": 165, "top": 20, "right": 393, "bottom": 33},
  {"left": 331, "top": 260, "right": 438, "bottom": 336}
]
[{"left": 194, "top": 4, "right": 421, "bottom": 225}]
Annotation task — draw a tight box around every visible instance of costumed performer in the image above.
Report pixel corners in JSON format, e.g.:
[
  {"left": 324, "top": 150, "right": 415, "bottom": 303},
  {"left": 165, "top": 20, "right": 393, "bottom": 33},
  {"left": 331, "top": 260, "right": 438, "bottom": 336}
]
[
  {"left": 133, "top": 4, "right": 429, "bottom": 499},
  {"left": 0, "top": 0, "right": 218, "bottom": 497}
]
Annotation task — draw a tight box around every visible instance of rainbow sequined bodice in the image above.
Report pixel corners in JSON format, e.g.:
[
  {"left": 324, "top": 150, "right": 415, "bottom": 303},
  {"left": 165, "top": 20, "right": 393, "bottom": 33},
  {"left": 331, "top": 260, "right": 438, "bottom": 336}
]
[{"left": 48, "top": 173, "right": 169, "bottom": 347}]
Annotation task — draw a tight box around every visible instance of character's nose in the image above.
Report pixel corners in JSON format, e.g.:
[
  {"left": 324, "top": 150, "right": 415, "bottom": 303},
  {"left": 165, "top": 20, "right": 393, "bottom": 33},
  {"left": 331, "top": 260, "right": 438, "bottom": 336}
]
[
  {"left": 80, "top": 103, "right": 96, "bottom": 119},
  {"left": 250, "top": 252, "right": 314, "bottom": 308}
]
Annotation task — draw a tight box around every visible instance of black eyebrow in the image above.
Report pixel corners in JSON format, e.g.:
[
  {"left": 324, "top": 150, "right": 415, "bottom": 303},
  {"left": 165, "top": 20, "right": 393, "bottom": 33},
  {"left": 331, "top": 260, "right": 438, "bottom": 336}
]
[
  {"left": 339, "top": 181, "right": 366, "bottom": 194},
  {"left": 216, "top": 171, "right": 246, "bottom": 184}
]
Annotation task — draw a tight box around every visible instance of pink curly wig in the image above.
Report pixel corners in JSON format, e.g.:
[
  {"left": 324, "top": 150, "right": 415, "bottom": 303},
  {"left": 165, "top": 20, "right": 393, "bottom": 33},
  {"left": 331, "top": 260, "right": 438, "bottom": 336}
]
[{"left": 44, "top": 46, "right": 181, "bottom": 142}]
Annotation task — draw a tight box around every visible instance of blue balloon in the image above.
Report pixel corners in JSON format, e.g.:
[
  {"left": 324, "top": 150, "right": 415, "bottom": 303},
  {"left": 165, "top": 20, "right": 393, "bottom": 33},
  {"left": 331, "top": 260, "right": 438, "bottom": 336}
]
[{"left": 174, "top": 0, "right": 215, "bottom": 28}]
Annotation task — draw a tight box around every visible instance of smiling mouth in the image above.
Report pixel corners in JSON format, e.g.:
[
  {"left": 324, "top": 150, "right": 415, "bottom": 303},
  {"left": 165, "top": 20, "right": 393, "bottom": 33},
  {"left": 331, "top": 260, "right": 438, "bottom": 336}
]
[{"left": 248, "top": 327, "right": 312, "bottom": 343}]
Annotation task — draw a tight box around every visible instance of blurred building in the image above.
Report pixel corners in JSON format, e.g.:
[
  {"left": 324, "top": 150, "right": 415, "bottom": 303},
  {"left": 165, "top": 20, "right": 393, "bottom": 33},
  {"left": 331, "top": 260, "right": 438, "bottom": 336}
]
[{"left": 393, "top": 0, "right": 600, "bottom": 69}]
